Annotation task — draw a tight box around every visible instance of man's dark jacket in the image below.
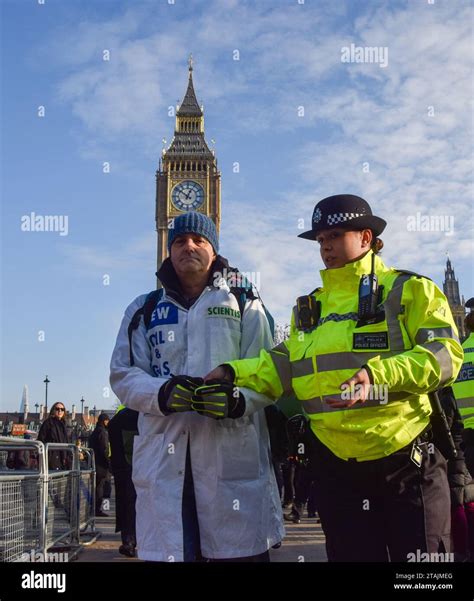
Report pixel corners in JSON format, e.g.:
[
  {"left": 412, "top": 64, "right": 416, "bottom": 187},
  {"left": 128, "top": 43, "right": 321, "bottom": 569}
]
[{"left": 89, "top": 424, "right": 110, "bottom": 470}]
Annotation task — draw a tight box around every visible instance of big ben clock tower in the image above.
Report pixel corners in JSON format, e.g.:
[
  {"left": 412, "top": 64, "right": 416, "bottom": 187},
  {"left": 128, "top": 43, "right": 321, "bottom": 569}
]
[{"left": 155, "top": 56, "right": 221, "bottom": 274}]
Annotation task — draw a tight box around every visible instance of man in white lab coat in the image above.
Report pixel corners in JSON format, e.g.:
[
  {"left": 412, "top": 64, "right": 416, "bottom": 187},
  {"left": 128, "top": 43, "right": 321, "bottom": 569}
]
[{"left": 110, "top": 212, "right": 284, "bottom": 562}]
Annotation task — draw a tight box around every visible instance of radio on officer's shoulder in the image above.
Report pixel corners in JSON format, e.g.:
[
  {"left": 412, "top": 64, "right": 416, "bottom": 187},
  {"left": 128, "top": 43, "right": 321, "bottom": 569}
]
[
  {"left": 358, "top": 273, "right": 379, "bottom": 320},
  {"left": 296, "top": 295, "right": 321, "bottom": 332},
  {"left": 357, "top": 253, "right": 384, "bottom": 325}
]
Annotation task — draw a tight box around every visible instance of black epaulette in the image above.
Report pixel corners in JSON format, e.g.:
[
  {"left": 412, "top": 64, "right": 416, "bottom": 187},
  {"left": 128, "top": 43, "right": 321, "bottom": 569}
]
[{"left": 395, "top": 269, "right": 432, "bottom": 282}]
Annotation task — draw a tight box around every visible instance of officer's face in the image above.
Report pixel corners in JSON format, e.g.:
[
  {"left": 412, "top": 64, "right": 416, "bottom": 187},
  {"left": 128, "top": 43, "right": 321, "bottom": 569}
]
[
  {"left": 316, "top": 228, "right": 372, "bottom": 269},
  {"left": 171, "top": 234, "right": 216, "bottom": 278}
]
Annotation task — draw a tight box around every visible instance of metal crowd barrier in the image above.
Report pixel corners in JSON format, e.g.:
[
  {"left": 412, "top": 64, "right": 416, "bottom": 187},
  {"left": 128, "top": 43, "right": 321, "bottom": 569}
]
[
  {"left": 44, "top": 442, "right": 80, "bottom": 554},
  {"left": 0, "top": 437, "right": 47, "bottom": 562},
  {"left": 0, "top": 437, "right": 101, "bottom": 562},
  {"left": 77, "top": 448, "right": 100, "bottom": 545}
]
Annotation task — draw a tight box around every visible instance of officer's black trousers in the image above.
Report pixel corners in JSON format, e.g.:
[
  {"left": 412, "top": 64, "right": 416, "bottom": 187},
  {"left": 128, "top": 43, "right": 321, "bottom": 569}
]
[
  {"left": 95, "top": 465, "right": 110, "bottom": 513},
  {"left": 113, "top": 469, "right": 137, "bottom": 544},
  {"left": 310, "top": 434, "right": 451, "bottom": 562},
  {"left": 463, "top": 428, "right": 474, "bottom": 479}
]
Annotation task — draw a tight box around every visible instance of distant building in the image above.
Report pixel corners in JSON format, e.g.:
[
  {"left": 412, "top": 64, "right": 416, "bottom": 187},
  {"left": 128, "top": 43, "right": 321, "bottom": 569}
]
[
  {"left": 155, "top": 56, "right": 221, "bottom": 273},
  {"left": 443, "top": 256, "right": 466, "bottom": 340},
  {"left": 0, "top": 412, "right": 42, "bottom": 436},
  {"left": 19, "top": 384, "right": 29, "bottom": 423},
  {"left": 0, "top": 407, "right": 108, "bottom": 440}
]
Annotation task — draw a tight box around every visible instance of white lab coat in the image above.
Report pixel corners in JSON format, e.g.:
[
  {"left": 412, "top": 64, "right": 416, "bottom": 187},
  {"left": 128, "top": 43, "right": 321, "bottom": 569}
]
[{"left": 110, "top": 280, "right": 284, "bottom": 561}]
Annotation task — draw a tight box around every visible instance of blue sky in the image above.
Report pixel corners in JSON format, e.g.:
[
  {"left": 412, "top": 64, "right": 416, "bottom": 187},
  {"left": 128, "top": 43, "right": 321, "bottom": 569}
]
[{"left": 1, "top": 0, "right": 472, "bottom": 412}]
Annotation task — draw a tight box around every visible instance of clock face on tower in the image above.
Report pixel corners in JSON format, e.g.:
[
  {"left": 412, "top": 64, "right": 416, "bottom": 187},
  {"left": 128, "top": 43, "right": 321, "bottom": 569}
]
[{"left": 171, "top": 181, "right": 205, "bottom": 211}]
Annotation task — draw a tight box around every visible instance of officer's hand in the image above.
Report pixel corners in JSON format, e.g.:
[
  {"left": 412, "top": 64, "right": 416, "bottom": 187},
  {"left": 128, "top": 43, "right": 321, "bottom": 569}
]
[
  {"left": 204, "top": 364, "right": 235, "bottom": 383},
  {"left": 192, "top": 379, "right": 245, "bottom": 419},
  {"left": 158, "top": 375, "right": 204, "bottom": 415},
  {"left": 325, "top": 368, "right": 371, "bottom": 408}
]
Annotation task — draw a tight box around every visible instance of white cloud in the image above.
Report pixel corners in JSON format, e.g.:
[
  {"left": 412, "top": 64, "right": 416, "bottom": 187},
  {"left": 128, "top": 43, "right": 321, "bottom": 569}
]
[
  {"left": 46, "top": 0, "right": 472, "bottom": 316},
  {"left": 221, "top": 193, "right": 322, "bottom": 324},
  {"left": 48, "top": 1, "right": 353, "bottom": 139},
  {"left": 62, "top": 231, "right": 155, "bottom": 275},
  {"left": 284, "top": 1, "right": 473, "bottom": 298}
]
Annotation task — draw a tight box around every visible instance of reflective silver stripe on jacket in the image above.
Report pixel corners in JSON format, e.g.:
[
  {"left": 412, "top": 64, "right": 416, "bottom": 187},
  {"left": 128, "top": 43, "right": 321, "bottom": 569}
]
[
  {"left": 316, "top": 351, "right": 401, "bottom": 372},
  {"left": 292, "top": 357, "right": 313, "bottom": 378},
  {"left": 415, "top": 327, "right": 459, "bottom": 345},
  {"left": 456, "top": 397, "right": 474, "bottom": 409},
  {"left": 421, "top": 341, "right": 453, "bottom": 385},
  {"left": 384, "top": 274, "right": 457, "bottom": 382},
  {"left": 269, "top": 343, "right": 292, "bottom": 394},
  {"left": 383, "top": 273, "right": 412, "bottom": 351}
]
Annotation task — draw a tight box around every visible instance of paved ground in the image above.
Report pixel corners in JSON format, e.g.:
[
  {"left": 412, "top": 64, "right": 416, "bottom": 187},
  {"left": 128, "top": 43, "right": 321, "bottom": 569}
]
[{"left": 76, "top": 494, "right": 327, "bottom": 563}]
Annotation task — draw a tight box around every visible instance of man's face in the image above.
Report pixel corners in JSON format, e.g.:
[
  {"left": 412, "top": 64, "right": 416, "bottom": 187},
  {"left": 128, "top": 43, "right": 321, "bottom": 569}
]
[
  {"left": 315, "top": 228, "right": 373, "bottom": 269},
  {"left": 170, "top": 233, "right": 216, "bottom": 279}
]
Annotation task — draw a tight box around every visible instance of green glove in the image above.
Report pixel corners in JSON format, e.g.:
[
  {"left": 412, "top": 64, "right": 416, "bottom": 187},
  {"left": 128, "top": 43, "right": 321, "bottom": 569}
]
[
  {"left": 158, "top": 376, "right": 204, "bottom": 415},
  {"left": 192, "top": 380, "right": 245, "bottom": 419}
]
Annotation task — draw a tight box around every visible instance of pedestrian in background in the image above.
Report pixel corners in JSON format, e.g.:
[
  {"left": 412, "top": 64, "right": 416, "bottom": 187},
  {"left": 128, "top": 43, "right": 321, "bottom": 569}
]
[
  {"left": 89, "top": 413, "right": 111, "bottom": 517},
  {"left": 37, "top": 402, "right": 69, "bottom": 470},
  {"left": 453, "top": 307, "right": 474, "bottom": 477},
  {"left": 437, "top": 387, "right": 474, "bottom": 561}
]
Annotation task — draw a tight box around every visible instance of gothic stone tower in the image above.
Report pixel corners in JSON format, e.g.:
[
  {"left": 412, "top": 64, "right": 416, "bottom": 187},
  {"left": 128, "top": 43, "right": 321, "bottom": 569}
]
[
  {"left": 155, "top": 57, "right": 221, "bottom": 276},
  {"left": 443, "top": 256, "right": 466, "bottom": 340}
]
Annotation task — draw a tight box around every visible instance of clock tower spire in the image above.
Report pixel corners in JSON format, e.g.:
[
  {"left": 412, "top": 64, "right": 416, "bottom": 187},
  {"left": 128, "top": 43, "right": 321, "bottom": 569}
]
[
  {"left": 443, "top": 254, "right": 466, "bottom": 339},
  {"left": 155, "top": 56, "right": 221, "bottom": 277}
]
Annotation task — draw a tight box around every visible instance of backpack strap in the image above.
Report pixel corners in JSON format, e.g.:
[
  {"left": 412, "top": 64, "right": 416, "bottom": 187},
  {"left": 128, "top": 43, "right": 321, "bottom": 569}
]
[
  {"left": 143, "top": 289, "right": 164, "bottom": 330},
  {"left": 127, "top": 289, "right": 164, "bottom": 366},
  {"left": 229, "top": 287, "right": 256, "bottom": 316},
  {"left": 229, "top": 277, "right": 275, "bottom": 338}
]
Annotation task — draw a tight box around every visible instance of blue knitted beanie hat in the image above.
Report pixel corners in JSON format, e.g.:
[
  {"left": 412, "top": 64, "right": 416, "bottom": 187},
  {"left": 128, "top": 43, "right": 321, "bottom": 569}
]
[{"left": 167, "top": 212, "right": 219, "bottom": 254}]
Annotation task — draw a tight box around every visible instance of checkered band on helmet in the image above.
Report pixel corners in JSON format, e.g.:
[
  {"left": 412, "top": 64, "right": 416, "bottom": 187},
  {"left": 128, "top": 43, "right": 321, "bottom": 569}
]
[{"left": 326, "top": 212, "right": 365, "bottom": 226}]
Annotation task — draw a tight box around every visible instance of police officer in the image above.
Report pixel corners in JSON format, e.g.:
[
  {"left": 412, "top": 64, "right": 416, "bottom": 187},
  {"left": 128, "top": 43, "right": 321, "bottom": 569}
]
[
  {"left": 453, "top": 304, "right": 474, "bottom": 477},
  {"left": 204, "top": 194, "right": 464, "bottom": 562},
  {"left": 108, "top": 405, "right": 139, "bottom": 557}
]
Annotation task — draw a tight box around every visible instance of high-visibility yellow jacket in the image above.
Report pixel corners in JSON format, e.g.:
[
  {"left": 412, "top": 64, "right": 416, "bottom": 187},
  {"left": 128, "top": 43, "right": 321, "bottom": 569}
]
[
  {"left": 452, "top": 331, "right": 474, "bottom": 430},
  {"left": 228, "top": 251, "right": 464, "bottom": 461}
]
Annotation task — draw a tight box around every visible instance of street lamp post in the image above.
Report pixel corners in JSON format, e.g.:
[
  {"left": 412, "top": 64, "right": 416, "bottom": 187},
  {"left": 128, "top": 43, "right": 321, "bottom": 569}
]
[
  {"left": 80, "top": 397, "right": 85, "bottom": 436},
  {"left": 43, "top": 376, "right": 50, "bottom": 417},
  {"left": 35, "top": 403, "right": 39, "bottom": 414}
]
